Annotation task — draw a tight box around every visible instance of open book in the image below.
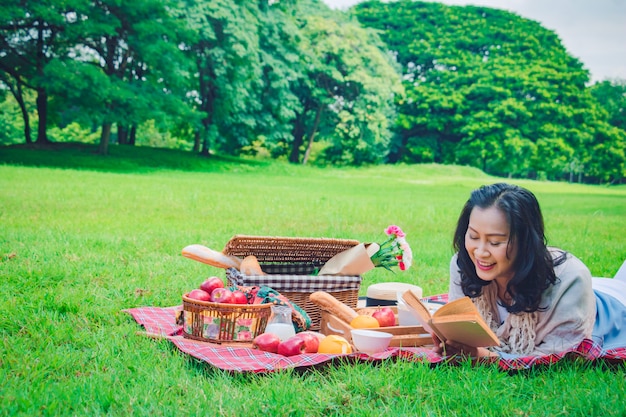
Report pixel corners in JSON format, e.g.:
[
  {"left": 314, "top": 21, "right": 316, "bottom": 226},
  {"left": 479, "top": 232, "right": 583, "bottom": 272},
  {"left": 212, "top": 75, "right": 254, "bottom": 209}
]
[{"left": 401, "top": 290, "right": 500, "bottom": 348}]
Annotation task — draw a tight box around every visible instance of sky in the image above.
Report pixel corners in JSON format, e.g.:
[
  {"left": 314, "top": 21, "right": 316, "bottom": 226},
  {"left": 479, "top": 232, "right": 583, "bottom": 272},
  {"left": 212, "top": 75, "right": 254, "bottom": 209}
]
[{"left": 321, "top": 0, "right": 626, "bottom": 83}]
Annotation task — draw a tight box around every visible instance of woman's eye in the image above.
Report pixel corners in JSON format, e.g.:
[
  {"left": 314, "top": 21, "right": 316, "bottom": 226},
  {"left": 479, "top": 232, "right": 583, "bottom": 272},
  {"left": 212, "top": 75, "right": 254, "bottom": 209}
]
[{"left": 490, "top": 241, "right": 504, "bottom": 246}]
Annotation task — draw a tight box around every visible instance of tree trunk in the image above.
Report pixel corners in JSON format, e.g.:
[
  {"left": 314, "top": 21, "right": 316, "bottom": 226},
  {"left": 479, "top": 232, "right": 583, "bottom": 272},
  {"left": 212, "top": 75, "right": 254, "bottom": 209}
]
[
  {"left": 34, "top": 19, "right": 49, "bottom": 144},
  {"left": 9, "top": 81, "right": 32, "bottom": 144},
  {"left": 389, "top": 130, "right": 412, "bottom": 163},
  {"left": 118, "top": 124, "right": 128, "bottom": 144},
  {"left": 200, "top": 121, "right": 210, "bottom": 156},
  {"left": 193, "top": 130, "right": 201, "bottom": 153},
  {"left": 201, "top": 136, "right": 210, "bottom": 155},
  {"left": 289, "top": 114, "right": 305, "bottom": 163},
  {"left": 302, "top": 105, "right": 323, "bottom": 165},
  {"left": 199, "top": 116, "right": 215, "bottom": 156},
  {"left": 34, "top": 88, "right": 49, "bottom": 144},
  {"left": 129, "top": 125, "right": 137, "bottom": 145},
  {"left": 20, "top": 102, "right": 32, "bottom": 144},
  {"left": 99, "top": 122, "right": 112, "bottom": 155}
]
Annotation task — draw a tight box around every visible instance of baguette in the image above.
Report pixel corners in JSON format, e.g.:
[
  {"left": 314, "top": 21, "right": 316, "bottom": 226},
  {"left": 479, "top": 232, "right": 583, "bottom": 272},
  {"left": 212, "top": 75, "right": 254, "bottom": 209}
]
[
  {"left": 240, "top": 255, "right": 266, "bottom": 275},
  {"left": 309, "top": 291, "right": 358, "bottom": 324},
  {"left": 181, "top": 244, "right": 242, "bottom": 270}
]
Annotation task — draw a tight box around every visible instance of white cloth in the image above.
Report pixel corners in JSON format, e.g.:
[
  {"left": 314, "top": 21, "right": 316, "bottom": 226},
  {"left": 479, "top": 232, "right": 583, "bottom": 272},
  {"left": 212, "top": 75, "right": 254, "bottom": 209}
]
[
  {"left": 614, "top": 259, "right": 626, "bottom": 282},
  {"left": 591, "top": 259, "right": 626, "bottom": 306},
  {"left": 592, "top": 278, "right": 626, "bottom": 307}
]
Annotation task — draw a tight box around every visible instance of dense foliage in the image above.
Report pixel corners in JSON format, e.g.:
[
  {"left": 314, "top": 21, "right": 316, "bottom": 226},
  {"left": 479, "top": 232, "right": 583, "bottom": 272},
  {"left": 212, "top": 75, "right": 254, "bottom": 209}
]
[
  {"left": 351, "top": 0, "right": 625, "bottom": 182},
  {"left": 1, "top": 0, "right": 624, "bottom": 182}
]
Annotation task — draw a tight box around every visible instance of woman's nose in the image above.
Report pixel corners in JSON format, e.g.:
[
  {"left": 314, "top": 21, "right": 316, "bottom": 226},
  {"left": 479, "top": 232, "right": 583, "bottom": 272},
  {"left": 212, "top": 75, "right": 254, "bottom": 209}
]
[{"left": 474, "top": 241, "right": 489, "bottom": 257}]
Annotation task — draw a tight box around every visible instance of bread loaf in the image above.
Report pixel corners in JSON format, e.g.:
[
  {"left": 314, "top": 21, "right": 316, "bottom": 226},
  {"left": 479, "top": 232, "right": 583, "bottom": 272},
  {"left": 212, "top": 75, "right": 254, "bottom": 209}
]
[
  {"left": 181, "top": 244, "right": 242, "bottom": 270},
  {"left": 309, "top": 291, "right": 358, "bottom": 324},
  {"left": 240, "top": 255, "right": 265, "bottom": 275}
]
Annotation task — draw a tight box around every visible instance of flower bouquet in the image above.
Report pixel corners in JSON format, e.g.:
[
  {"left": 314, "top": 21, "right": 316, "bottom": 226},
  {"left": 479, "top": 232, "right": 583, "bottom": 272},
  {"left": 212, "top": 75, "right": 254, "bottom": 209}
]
[
  {"left": 370, "top": 225, "right": 413, "bottom": 272},
  {"left": 317, "top": 225, "right": 413, "bottom": 276}
]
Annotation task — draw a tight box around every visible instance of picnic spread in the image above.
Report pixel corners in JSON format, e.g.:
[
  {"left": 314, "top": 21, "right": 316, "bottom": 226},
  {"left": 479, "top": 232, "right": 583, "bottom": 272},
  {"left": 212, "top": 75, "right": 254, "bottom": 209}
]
[{"left": 125, "top": 231, "right": 626, "bottom": 373}]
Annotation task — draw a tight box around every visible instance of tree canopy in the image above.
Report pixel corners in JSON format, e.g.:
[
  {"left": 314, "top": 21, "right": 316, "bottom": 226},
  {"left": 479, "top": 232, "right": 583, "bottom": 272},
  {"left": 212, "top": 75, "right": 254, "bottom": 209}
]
[
  {"left": 1, "top": 0, "right": 623, "bottom": 183},
  {"left": 351, "top": 0, "right": 624, "bottom": 182}
]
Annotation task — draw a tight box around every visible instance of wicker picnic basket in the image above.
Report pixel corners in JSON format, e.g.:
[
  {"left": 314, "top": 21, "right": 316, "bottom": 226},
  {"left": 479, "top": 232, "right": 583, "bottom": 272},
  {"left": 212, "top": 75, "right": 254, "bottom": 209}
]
[
  {"left": 182, "top": 294, "right": 272, "bottom": 344},
  {"left": 223, "top": 235, "right": 363, "bottom": 330}
]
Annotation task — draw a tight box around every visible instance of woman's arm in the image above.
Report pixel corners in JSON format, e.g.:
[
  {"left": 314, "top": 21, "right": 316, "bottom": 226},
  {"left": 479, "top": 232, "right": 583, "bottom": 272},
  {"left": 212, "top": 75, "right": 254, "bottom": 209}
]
[
  {"left": 448, "top": 254, "right": 465, "bottom": 301},
  {"left": 525, "top": 254, "right": 596, "bottom": 356}
]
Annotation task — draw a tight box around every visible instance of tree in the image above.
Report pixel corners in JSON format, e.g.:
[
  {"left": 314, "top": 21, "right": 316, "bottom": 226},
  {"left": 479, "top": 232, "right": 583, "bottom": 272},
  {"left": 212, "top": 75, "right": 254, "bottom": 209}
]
[
  {"left": 52, "top": 0, "right": 192, "bottom": 155},
  {"left": 285, "top": 3, "right": 403, "bottom": 165},
  {"left": 352, "top": 0, "right": 623, "bottom": 181},
  {"left": 587, "top": 79, "right": 626, "bottom": 183},
  {"left": 250, "top": 0, "right": 303, "bottom": 160},
  {"left": 180, "top": 0, "right": 267, "bottom": 156},
  {"left": 179, "top": 0, "right": 401, "bottom": 166},
  {"left": 590, "top": 79, "right": 626, "bottom": 132},
  {"left": 0, "top": 0, "right": 85, "bottom": 144}
]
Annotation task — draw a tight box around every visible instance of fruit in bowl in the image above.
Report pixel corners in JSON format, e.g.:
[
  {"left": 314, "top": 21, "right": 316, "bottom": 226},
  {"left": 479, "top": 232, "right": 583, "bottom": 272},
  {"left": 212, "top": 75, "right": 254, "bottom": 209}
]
[
  {"left": 187, "top": 289, "right": 211, "bottom": 302},
  {"left": 211, "top": 288, "right": 233, "bottom": 303},
  {"left": 200, "top": 276, "right": 224, "bottom": 295},
  {"left": 372, "top": 307, "right": 396, "bottom": 327},
  {"left": 231, "top": 290, "right": 248, "bottom": 304},
  {"left": 351, "top": 329, "right": 393, "bottom": 355},
  {"left": 350, "top": 315, "right": 380, "bottom": 329}
]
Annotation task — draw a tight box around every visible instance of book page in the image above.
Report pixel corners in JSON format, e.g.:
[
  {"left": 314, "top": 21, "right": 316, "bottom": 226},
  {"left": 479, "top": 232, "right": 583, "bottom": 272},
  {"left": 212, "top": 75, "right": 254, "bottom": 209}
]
[
  {"left": 430, "top": 319, "right": 500, "bottom": 347},
  {"left": 400, "top": 289, "right": 434, "bottom": 334},
  {"left": 432, "top": 313, "right": 485, "bottom": 324},
  {"left": 433, "top": 296, "right": 478, "bottom": 317},
  {"left": 401, "top": 291, "right": 500, "bottom": 347}
]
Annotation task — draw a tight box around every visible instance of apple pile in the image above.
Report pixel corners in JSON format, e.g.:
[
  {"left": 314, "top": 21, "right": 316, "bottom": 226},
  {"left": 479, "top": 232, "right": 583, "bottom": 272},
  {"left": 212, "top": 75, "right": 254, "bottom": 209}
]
[
  {"left": 352, "top": 306, "right": 397, "bottom": 327},
  {"left": 186, "top": 276, "right": 248, "bottom": 304},
  {"left": 253, "top": 331, "right": 325, "bottom": 356},
  {"left": 253, "top": 332, "right": 355, "bottom": 356}
]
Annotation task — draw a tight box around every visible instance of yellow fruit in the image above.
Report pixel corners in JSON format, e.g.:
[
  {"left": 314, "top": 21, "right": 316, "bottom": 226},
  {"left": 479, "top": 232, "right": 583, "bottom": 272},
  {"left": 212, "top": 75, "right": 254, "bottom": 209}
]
[
  {"left": 317, "top": 335, "right": 353, "bottom": 354},
  {"left": 350, "top": 315, "right": 380, "bottom": 329}
]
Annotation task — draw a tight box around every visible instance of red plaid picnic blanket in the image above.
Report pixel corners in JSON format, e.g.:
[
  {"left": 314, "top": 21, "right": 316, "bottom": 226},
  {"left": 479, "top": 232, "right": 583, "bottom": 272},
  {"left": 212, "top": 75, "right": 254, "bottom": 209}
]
[{"left": 124, "top": 294, "right": 626, "bottom": 373}]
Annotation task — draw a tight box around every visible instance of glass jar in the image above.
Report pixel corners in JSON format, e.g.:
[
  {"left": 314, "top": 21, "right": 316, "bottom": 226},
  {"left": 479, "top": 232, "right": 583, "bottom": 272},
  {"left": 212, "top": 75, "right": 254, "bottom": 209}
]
[{"left": 264, "top": 305, "right": 296, "bottom": 341}]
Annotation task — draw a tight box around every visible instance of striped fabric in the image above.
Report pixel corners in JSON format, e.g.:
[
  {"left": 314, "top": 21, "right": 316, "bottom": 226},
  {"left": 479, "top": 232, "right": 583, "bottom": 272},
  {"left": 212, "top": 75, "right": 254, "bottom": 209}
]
[
  {"left": 124, "top": 294, "right": 626, "bottom": 373},
  {"left": 226, "top": 267, "right": 362, "bottom": 293}
]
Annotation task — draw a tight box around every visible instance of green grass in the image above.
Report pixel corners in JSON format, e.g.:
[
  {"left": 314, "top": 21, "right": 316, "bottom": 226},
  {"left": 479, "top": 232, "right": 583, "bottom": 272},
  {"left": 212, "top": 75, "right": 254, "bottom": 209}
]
[{"left": 1, "top": 144, "right": 625, "bottom": 416}]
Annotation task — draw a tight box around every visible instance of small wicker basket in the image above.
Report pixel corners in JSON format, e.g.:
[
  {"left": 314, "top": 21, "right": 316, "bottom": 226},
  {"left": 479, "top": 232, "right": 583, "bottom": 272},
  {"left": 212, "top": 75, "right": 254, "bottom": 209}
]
[
  {"left": 182, "top": 294, "right": 272, "bottom": 344},
  {"left": 223, "top": 235, "right": 363, "bottom": 330}
]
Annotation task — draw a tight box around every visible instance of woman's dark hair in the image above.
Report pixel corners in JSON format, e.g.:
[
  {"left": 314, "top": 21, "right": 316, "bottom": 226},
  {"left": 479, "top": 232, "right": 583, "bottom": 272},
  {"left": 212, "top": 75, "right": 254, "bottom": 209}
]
[{"left": 452, "top": 183, "right": 565, "bottom": 313}]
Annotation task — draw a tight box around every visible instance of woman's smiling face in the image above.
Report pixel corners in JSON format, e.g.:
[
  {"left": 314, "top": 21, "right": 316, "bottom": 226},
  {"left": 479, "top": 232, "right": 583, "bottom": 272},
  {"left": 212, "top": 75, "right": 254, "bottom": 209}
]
[{"left": 465, "top": 205, "right": 517, "bottom": 286}]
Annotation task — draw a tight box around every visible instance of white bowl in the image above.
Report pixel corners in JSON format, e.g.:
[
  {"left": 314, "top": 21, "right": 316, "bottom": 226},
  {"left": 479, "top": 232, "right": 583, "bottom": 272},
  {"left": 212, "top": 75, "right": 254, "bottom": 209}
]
[{"left": 351, "top": 329, "right": 393, "bottom": 355}]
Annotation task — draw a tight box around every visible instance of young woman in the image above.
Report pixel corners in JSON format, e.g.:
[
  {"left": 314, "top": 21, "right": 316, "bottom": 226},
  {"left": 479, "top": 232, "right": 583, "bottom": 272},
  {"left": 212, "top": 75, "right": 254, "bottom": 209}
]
[{"left": 442, "top": 183, "right": 626, "bottom": 358}]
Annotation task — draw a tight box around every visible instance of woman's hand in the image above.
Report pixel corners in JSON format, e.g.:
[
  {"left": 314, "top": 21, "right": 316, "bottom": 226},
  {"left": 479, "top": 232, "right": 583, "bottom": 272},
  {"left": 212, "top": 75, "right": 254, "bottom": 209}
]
[{"left": 432, "top": 335, "right": 498, "bottom": 358}]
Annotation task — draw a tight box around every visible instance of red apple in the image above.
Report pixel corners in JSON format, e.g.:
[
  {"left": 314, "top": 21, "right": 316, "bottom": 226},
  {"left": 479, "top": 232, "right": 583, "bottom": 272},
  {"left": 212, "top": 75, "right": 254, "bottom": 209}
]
[
  {"left": 277, "top": 335, "right": 308, "bottom": 357},
  {"left": 294, "top": 332, "right": 320, "bottom": 353},
  {"left": 200, "top": 276, "right": 224, "bottom": 295},
  {"left": 187, "top": 289, "right": 211, "bottom": 302},
  {"left": 211, "top": 287, "right": 233, "bottom": 304},
  {"left": 372, "top": 307, "right": 396, "bottom": 327},
  {"left": 231, "top": 290, "right": 248, "bottom": 304},
  {"left": 253, "top": 333, "right": 281, "bottom": 353},
  {"left": 276, "top": 333, "right": 321, "bottom": 356}
]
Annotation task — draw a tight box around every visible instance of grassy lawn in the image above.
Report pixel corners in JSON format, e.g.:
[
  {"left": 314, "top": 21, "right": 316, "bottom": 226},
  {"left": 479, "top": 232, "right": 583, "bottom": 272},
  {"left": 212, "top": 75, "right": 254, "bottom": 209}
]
[{"left": 1, "top": 144, "right": 625, "bottom": 416}]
